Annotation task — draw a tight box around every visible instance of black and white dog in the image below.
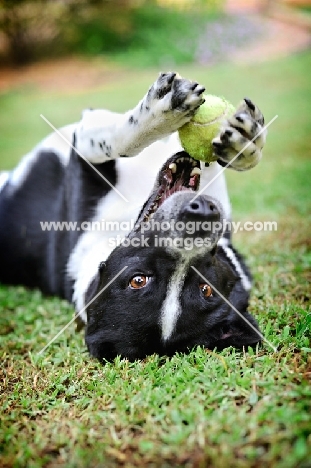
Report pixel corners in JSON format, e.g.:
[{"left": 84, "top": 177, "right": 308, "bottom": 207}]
[{"left": 0, "top": 73, "right": 267, "bottom": 361}]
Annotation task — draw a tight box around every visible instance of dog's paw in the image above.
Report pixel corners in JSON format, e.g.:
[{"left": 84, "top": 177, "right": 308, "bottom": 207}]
[
  {"left": 169, "top": 75, "right": 206, "bottom": 116},
  {"left": 145, "top": 72, "right": 205, "bottom": 129},
  {"left": 147, "top": 72, "right": 177, "bottom": 100},
  {"left": 212, "top": 98, "right": 267, "bottom": 171}
]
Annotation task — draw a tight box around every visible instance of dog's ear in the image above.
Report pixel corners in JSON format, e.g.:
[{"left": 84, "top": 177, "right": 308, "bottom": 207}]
[
  {"left": 85, "top": 271, "right": 101, "bottom": 305},
  {"left": 212, "top": 280, "right": 262, "bottom": 350},
  {"left": 215, "top": 310, "right": 262, "bottom": 350}
]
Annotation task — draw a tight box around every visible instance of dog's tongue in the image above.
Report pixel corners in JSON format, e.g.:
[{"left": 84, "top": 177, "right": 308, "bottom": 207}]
[
  {"left": 189, "top": 173, "right": 200, "bottom": 188},
  {"left": 159, "top": 173, "right": 189, "bottom": 205}
]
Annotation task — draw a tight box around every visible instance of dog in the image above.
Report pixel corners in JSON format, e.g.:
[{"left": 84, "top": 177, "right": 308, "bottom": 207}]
[{"left": 0, "top": 73, "right": 267, "bottom": 361}]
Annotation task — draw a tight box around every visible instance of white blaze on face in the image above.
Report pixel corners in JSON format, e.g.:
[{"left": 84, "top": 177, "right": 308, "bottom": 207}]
[{"left": 160, "top": 258, "right": 190, "bottom": 341}]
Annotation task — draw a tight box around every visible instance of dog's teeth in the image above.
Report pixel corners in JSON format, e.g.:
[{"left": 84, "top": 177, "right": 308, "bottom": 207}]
[
  {"left": 190, "top": 167, "right": 202, "bottom": 176},
  {"left": 176, "top": 157, "right": 185, "bottom": 163},
  {"left": 192, "top": 160, "right": 198, "bottom": 167},
  {"left": 169, "top": 163, "right": 177, "bottom": 173}
]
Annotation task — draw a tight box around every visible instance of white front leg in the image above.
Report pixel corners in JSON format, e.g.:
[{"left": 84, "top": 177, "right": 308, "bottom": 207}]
[{"left": 74, "top": 72, "right": 205, "bottom": 163}]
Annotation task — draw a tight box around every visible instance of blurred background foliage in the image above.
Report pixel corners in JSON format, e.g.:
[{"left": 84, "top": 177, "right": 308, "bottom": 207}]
[{"left": 0, "top": 0, "right": 225, "bottom": 66}]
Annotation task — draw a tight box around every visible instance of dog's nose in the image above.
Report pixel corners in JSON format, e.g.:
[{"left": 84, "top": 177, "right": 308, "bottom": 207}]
[{"left": 182, "top": 197, "right": 220, "bottom": 221}]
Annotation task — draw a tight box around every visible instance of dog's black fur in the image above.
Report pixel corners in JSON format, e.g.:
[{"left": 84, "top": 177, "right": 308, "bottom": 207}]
[{"left": 0, "top": 147, "right": 117, "bottom": 298}]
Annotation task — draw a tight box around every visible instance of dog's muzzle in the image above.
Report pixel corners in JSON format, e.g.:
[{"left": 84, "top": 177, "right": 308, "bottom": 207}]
[{"left": 180, "top": 196, "right": 220, "bottom": 223}]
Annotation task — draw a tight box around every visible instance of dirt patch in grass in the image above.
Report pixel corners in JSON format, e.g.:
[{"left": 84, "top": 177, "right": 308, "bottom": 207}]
[{"left": 0, "top": 57, "right": 129, "bottom": 94}]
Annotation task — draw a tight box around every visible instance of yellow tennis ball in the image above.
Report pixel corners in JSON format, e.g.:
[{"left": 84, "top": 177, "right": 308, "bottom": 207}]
[{"left": 178, "top": 94, "right": 235, "bottom": 163}]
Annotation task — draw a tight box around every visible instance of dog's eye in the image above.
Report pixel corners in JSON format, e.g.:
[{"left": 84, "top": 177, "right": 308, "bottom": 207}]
[
  {"left": 199, "top": 283, "right": 213, "bottom": 298},
  {"left": 129, "top": 275, "right": 150, "bottom": 289}
]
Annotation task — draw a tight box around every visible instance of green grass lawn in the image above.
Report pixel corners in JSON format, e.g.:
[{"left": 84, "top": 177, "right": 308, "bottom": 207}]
[{"left": 0, "top": 51, "right": 311, "bottom": 467}]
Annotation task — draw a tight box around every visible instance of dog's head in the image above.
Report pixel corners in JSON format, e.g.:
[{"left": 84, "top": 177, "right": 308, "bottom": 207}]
[{"left": 85, "top": 152, "right": 261, "bottom": 361}]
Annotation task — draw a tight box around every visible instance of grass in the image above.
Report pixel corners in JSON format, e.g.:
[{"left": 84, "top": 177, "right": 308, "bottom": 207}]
[{"left": 1, "top": 51, "right": 311, "bottom": 467}]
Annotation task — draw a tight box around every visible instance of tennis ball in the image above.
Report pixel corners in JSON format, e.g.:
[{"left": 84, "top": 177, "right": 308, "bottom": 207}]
[{"left": 178, "top": 94, "right": 235, "bottom": 163}]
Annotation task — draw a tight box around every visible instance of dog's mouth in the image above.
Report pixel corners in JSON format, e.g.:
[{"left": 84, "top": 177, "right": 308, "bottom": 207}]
[{"left": 140, "top": 152, "right": 201, "bottom": 223}]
